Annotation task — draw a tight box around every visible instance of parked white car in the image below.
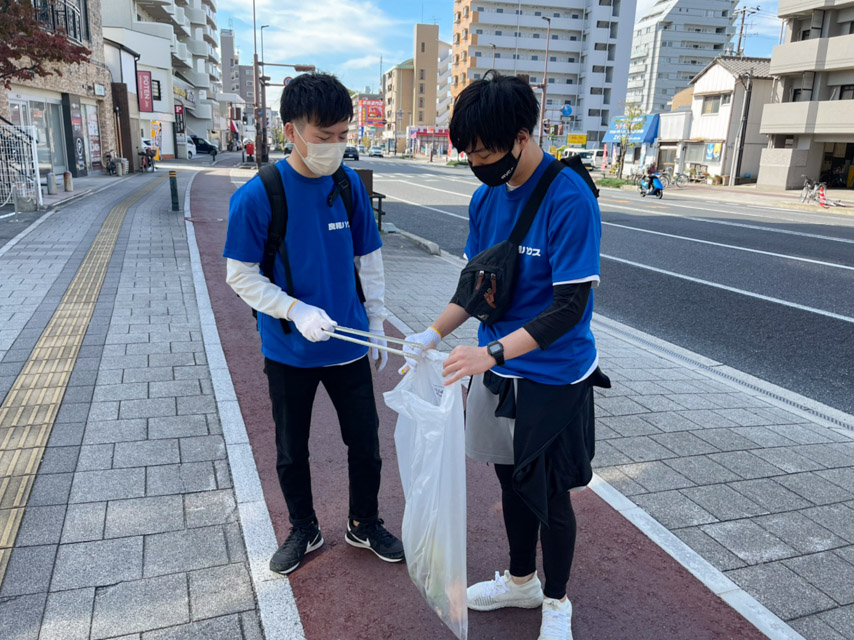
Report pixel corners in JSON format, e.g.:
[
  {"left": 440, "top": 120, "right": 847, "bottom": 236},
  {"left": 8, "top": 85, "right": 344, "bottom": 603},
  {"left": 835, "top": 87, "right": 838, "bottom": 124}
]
[{"left": 185, "top": 137, "right": 197, "bottom": 159}]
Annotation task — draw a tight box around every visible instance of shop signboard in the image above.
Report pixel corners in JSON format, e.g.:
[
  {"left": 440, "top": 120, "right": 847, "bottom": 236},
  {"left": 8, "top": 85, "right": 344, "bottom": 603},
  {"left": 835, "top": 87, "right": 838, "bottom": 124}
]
[
  {"left": 86, "top": 105, "right": 102, "bottom": 169},
  {"left": 138, "top": 71, "right": 153, "bottom": 112}
]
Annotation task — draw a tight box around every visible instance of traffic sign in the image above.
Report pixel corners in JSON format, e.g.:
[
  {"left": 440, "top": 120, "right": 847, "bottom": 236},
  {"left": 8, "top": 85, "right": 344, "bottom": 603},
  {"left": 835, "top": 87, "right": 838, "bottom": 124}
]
[
  {"left": 561, "top": 105, "right": 573, "bottom": 117},
  {"left": 284, "top": 76, "right": 293, "bottom": 86}
]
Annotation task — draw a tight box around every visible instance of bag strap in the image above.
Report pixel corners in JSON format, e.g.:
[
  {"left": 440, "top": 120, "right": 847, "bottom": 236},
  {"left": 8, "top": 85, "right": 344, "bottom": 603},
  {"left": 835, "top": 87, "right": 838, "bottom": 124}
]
[
  {"left": 561, "top": 154, "right": 600, "bottom": 199},
  {"left": 328, "top": 166, "right": 367, "bottom": 304},
  {"left": 508, "top": 159, "right": 565, "bottom": 246},
  {"left": 328, "top": 166, "right": 354, "bottom": 223},
  {"left": 257, "top": 164, "right": 293, "bottom": 334}
]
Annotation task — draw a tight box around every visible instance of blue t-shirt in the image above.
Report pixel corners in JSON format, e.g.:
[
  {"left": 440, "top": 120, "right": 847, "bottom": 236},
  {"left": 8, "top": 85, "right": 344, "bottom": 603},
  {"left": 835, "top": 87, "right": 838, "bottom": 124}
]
[
  {"left": 223, "top": 160, "right": 382, "bottom": 367},
  {"left": 464, "top": 153, "right": 601, "bottom": 385}
]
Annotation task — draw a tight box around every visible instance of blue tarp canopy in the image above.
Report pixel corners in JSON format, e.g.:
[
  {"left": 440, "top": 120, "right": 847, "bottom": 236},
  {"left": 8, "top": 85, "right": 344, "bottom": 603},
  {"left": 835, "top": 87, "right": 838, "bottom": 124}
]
[{"left": 602, "top": 114, "right": 659, "bottom": 144}]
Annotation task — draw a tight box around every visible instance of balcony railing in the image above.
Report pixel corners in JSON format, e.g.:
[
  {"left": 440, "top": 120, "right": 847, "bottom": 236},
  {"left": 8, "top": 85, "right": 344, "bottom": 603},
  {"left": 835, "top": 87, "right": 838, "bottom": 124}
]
[{"left": 34, "top": 0, "right": 84, "bottom": 43}]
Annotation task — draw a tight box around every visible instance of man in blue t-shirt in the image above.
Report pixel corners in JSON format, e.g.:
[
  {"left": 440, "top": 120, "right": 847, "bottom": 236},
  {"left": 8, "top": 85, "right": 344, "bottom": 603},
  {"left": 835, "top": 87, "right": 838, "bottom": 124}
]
[
  {"left": 224, "top": 73, "right": 403, "bottom": 575},
  {"left": 401, "top": 72, "right": 609, "bottom": 640}
]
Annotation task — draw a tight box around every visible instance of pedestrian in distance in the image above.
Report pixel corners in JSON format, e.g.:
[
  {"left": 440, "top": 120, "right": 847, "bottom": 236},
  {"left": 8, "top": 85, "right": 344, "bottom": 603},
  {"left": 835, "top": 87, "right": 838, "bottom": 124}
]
[
  {"left": 401, "top": 70, "right": 610, "bottom": 640},
  {"left": 223, "top": 72, "right": 404, "bottom": 576}
]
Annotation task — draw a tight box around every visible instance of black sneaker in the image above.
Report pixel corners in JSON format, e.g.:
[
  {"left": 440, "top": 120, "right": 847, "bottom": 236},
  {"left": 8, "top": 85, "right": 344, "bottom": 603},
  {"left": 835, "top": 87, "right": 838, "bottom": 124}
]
[
  {"left": 345, "top": 518, "right": 405, "bottom": 563},
  {"left": 269, "top": 521, "right": 324, "bottom": 575}
]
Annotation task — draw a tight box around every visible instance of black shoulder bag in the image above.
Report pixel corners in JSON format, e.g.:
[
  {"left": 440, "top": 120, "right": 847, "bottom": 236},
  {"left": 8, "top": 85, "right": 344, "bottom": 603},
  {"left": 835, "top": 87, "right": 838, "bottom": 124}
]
[
  {"left": 255, "top": 164, "right": 365, "bottom": 334},
  {"left": 453, "top": 159, "right": 565, "bottom": 324}
]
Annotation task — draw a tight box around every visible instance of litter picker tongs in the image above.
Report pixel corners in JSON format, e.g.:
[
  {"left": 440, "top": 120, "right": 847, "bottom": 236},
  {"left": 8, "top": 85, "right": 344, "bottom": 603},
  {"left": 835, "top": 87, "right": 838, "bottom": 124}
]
[{"left": 321, "top": 326, "right": 425, "bottom": 358}]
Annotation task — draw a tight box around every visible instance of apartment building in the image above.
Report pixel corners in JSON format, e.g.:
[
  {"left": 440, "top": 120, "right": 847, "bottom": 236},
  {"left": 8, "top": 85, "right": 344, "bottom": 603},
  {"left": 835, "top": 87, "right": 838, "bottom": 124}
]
[
  {"left": 382, "top": 24, "right": 445, "bottom": 153},
  {"left": 349, "top": 92, "right": 385, "bottom": 146},
  {"left": 103, "top": 0, "right": 222, "bottom": 159},
  {"left": 220, "top": 28, "right": 239, "bottom": 94},
  {"left": 626, "top": 0, "right": 737, "bottom": 115},
  {"left": 236, "top": 65, "right": 256, "bottom": 105},
  {"left": 2, "top": 0, "right": 116, "bottom": 177},
  {"left": 437, "top": 41, "right": 453, "bottom": 127},
  {"left": 451, "top": 0, "right": 635, "bottom": 148},
  {"left": 757, "top": 0, "right": 854, "bottom": 189},
  {"left": 382, "top": 59, "right": 414, "bottom": 152}
]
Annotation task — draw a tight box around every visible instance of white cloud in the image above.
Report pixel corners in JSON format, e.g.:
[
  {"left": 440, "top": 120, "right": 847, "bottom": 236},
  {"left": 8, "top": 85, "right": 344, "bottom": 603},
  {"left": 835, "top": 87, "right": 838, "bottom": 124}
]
[
  {"left": 219, "top": 0, "right": 400, "bottom": 58},
  {"left": 340, "top": 54, "right": 383, "bottom": 70}
]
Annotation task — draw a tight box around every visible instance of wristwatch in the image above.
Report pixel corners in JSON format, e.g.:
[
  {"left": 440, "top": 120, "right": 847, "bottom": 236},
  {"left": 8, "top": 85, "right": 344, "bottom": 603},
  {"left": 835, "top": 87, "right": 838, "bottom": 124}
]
[{"left": 486, "top": 341, "right": 505, "bottom": 366}]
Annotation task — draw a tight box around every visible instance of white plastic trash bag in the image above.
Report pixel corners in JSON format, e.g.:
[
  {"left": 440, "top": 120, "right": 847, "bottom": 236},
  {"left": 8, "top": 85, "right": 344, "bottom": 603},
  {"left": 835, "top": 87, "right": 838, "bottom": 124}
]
[{"left": 384, "top": 350, "right": 468, "bottom": 640}]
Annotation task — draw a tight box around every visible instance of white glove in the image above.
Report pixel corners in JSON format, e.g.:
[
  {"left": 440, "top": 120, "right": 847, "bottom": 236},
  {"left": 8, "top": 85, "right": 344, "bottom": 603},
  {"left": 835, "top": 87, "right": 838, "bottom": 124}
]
[
  {"left": 288, "top": 301, "right": 337, "bottom": 342},
  {"left": 369, "top": 329, "right": 388, "bottom": 372},
  {"left": 398, "top": 326, "right": 441, "bottom": 375}
]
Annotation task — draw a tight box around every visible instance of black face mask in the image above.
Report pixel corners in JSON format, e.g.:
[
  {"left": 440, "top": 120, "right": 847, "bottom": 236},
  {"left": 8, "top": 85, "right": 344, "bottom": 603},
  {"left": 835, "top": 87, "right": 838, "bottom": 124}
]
[{"left": 469, "top": 147, "right": 521, "bottom": 187}]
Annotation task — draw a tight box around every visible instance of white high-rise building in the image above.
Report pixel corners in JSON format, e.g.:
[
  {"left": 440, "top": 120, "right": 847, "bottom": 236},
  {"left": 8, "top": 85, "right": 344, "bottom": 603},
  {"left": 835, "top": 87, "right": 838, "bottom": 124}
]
[
  {"left": 451, "top": 0, "right": 636, "bottom": 147},
  {"left": 626, "top": 0, "right": 737, "bottom": 114},
  {"left": 103, "top": 0, "right": 222, "bottom": 158}
]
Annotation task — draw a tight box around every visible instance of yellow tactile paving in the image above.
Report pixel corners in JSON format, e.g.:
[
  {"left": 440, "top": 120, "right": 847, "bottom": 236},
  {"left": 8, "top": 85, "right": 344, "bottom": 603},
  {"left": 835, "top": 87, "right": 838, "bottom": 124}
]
[{"left": 0, "top": 178, "right": 164, "bottom": 587}]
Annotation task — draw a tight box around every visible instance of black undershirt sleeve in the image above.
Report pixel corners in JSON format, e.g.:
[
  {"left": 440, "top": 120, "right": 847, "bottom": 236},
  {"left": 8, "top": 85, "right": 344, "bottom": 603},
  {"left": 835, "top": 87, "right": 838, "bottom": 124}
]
[{"left": 523, "top": 282, "right": 592, "bottom": 350}]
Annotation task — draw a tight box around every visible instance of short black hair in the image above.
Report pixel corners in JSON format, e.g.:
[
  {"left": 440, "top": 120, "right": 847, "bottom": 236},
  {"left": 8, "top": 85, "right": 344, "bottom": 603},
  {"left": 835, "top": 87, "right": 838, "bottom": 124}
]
[
  {"left": 279, "top": 72, "right": 353, "bottom": 127},
  {"left": 449, "top": 71, "right": 539, "bottom": 153}
]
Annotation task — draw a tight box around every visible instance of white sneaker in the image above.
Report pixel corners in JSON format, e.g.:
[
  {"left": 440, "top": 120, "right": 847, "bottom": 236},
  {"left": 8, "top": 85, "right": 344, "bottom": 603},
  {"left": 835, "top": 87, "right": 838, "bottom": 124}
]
[
  {"left": 467, "top": 570, "right": 544, "bottom": 611},
  {"left": 538, "top": 597, "right": 573, "bottom": 640}
]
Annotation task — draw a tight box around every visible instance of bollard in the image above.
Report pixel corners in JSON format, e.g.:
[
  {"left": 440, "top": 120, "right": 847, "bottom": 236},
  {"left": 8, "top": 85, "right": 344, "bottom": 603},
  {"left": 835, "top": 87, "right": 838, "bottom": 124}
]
[
  {"left": 63, "top": 171, "right": 73, "bottom": 192},
  {"left": 46, "top": 173, "right": 57, "bottom": 195},
  {"left": 169, "top": 170, "right": 179, "bottom": 211}
]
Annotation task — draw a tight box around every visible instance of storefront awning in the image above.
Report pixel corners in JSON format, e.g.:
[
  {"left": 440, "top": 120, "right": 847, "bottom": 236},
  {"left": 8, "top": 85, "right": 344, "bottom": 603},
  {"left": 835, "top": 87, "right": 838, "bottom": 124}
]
[{"left": 602, "top": 114, "right": 659, "bottom": 144}]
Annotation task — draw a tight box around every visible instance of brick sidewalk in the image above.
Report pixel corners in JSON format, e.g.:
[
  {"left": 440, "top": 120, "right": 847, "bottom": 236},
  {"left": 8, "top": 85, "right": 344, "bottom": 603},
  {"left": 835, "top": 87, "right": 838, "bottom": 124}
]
[
  {"left": 381, "top": 233, "right": 854, "bottom": 640},
  {"left": 0, "top": 174, "right": 263, "bottom": 639}
]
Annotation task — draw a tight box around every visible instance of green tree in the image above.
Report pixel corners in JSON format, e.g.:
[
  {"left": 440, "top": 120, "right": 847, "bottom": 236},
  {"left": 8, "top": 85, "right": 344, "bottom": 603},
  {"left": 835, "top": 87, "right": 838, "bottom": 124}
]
[
  {"left": 0, "top": 0, "right": 90, "bottom": 90},
  {"left": 614, "top": 103, "right": 647, "bottom": 179}
]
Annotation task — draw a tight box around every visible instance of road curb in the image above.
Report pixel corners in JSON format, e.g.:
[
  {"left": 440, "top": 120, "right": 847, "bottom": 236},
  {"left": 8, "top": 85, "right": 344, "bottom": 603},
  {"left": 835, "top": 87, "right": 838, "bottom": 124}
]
[
  {"left": 393, "top": 228, "right": 441, "bottom": 255},
  {"left": 183, "top": 168, "right": 308, "bottom": 640}
]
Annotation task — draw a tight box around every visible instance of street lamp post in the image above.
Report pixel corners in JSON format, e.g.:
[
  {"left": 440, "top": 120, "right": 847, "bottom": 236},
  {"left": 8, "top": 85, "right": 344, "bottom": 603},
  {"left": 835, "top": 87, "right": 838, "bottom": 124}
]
[
  {"left": 252, "top": 1, "right": 261, "bottom": 170},
  {"left": 491, "top": 43, "right": 496, "bottom": 69},
  {"left": 538, "top": 16, "right": 552, "bottom": 149},
  {"left": 260, "top": 25, "right": 270, "bottom": 163}
]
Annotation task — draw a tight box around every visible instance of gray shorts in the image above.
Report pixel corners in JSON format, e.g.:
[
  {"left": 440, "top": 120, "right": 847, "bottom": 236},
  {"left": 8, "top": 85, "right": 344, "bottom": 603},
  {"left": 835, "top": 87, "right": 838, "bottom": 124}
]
[{"left": 465, "top": 373, "right": 517, "bottom": 465}]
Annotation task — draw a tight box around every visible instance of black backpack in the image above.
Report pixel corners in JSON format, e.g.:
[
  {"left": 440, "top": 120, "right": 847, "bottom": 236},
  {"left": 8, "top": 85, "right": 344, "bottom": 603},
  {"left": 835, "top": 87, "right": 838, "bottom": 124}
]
[
  {"left": 256, "top": 164, "right": 365, "bottom": 335},
  {"left": 452, "top": 156, "right": 599, "bottom": 325}
]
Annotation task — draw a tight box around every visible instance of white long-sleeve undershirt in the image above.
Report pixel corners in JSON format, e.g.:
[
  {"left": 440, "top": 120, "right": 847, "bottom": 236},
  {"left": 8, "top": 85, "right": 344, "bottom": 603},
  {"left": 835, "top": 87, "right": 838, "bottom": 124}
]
[{"left": 225, "top": 248, "right": 386, "bottom": 329}]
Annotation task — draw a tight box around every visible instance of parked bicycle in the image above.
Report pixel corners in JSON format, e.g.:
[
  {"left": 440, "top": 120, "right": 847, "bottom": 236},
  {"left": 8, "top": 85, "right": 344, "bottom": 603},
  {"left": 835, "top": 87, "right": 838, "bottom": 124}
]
[
  {"left": 800, "top": 175, "right": 818, "bottom": 203},
  {"left": 139, "top": 147, "right": 156, "bottom": 173}
]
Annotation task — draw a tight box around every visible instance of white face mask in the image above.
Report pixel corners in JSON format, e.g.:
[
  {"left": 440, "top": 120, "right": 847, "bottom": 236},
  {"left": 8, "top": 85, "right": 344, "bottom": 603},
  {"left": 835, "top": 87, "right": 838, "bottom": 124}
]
[{"left": 293, "top": 126, "right": 346, "bottom": 176}]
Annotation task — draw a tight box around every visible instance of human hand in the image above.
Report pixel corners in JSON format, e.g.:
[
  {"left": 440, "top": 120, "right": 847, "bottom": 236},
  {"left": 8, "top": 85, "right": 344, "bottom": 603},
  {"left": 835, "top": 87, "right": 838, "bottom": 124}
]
[
  {"left": 288, "top": 301, "right": 337, "bottom": 342},
  {"left": 398, "top": 326, "right": 442, "bottom": 374},
  {"left": 369, "top": 328, "right": 388, "bottom": 371},
  {"left": 441, "top": 346, "right": 494, "bottom": 386}
]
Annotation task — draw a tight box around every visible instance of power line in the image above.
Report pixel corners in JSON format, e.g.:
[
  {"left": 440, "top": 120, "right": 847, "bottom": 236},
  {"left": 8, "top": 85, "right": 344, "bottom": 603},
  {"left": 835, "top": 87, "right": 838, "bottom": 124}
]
[{"left": 733, "top": 6, "right": 761, "bottom": 56}]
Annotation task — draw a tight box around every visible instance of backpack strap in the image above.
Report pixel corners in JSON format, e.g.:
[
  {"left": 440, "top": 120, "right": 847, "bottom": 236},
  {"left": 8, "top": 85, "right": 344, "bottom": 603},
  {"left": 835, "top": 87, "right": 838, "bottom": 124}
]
[
  {"left": 508, "top": 159, "right": 565, "bottom": 246},
  {"left": 257, "top": 164, "right": 293, "bottom": 334},
  {"left": 328, "top": 166, "right": 367, "bottom": 304},
  {"left": 560, "top": 154, "right": 600, "bottom": 199}
]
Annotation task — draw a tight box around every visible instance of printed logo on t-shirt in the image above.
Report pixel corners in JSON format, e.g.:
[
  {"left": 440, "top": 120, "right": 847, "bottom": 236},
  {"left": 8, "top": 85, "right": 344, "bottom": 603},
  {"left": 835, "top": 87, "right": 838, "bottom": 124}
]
[
  {"left": 328, "top": 221, "right": 351, "bottom": 231},
  {"left": 518, "top": 245, "right": 542, "bottom": 257}
]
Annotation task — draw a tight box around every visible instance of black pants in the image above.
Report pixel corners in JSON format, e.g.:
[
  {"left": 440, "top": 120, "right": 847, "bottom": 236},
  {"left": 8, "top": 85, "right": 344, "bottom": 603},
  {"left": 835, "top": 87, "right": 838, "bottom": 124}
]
[
  {"left": 494, "top": 463, "right": 577, "bottom": 600},
  {"left": 265, "top": 356, "right": 382, "bottom": 527}
]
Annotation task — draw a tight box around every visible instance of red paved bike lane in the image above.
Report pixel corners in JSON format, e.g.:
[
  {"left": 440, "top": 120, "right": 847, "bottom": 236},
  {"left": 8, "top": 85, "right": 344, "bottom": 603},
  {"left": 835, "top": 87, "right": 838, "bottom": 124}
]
[{"left": 190, "top": 162, "right": 767, "bottom": 640}]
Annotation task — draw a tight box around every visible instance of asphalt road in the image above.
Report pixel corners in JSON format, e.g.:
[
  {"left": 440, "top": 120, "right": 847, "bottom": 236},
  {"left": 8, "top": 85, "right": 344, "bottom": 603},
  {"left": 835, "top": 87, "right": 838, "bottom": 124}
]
[{"left": 359, "top": 156, "right": 854, "bottom": 415}]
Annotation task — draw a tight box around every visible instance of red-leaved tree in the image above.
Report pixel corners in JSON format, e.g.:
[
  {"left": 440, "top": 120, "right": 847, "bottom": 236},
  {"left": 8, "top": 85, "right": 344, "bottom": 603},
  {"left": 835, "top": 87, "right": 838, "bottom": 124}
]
[{"left": 0, "top": 0, "right": 90, "bottom": 90}]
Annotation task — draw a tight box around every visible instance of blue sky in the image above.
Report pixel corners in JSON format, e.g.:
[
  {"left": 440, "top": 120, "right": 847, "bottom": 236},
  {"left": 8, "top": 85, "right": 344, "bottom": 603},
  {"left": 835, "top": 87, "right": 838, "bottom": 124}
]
[{"left": 216, "top": 0, "right": 783, "bottom": 109}]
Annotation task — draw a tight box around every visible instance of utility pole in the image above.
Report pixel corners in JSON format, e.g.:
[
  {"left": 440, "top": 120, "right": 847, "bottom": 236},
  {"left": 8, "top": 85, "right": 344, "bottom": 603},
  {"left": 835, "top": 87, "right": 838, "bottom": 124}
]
[
  {"left": 733, "top": 6, "right": 760, "bottom": 57},
  {"left": 537, "top": 16, "right": 552, "bottom": 149},
  {"left": 252, "top": 0, "right": 261, "bottom": 170},
  {"left": 491, "top": 43, "right": 496, "bottom": 69},
  {"left": 729, "top": 68, "right": 753, "bottom": 186}
]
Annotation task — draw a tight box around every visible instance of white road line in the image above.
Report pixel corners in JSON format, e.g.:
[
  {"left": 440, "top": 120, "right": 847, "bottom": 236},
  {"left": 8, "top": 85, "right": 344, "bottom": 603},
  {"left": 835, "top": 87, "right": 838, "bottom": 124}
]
[
  {"left": 375, "top": 178, "right": 474, "bottom": 199},
  {"left": 651, "top": 197, "right": 854, "bottom": 227},
  {"left": 603, "top": 221, "right": 854, "bottom": 271},
  {"left": 601, "top": 202, "right": 854, "bottom": 245},
  {"left": 602, "top": 253, "right": 854, "bottom": 324},
  {"left": 382, "top": 193, "right": 469, "bottom": 220}
]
